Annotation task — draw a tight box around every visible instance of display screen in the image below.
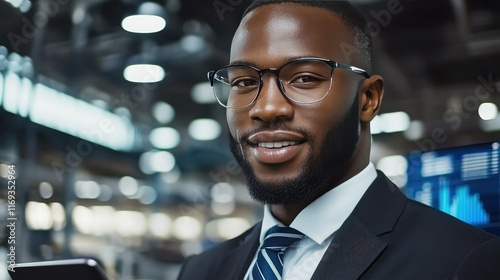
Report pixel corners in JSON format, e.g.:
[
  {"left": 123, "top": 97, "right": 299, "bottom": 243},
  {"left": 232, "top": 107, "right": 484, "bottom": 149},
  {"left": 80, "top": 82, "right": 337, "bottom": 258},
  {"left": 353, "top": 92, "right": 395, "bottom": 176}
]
[{"left": 406, "top": 141, "right": 500, "bottom": 236}]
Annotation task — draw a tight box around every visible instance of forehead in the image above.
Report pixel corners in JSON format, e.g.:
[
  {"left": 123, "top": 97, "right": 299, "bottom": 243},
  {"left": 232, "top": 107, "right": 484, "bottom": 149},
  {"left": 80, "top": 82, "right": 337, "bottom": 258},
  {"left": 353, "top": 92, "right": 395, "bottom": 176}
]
[{"left": 230, "top": 3, "right": 355, "bottom": 66}]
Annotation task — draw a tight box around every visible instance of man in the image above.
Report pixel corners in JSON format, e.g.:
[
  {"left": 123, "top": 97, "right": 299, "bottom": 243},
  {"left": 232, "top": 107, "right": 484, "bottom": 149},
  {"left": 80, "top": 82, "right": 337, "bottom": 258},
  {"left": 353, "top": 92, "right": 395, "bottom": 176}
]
[{"left": 177, "top": 1, "right": 500, "bottom": 279}]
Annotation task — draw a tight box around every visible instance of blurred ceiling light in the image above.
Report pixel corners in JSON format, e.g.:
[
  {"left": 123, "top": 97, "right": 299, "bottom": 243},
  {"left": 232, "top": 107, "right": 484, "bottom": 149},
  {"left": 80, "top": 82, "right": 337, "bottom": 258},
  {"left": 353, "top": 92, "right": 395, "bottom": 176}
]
[
  {"left": 149, "top": 127, "right": 180, "bottom": 149},
  {"left": 28, "top": 83, "right": 135, "bottom": 151},
  {"left": 160, "top": 167, "right": 181, "bottom": 183},
  {"left": 18, "top": 0, "right": 31, "bottom": 13},
  {"left": 376, "top": 155, "right": 408, "bottom": 177},
  {"left": 479, "top": 114, "right": 500, "bottom": 132},
  {"left": 113, "top": 106, "right": 132, "bottom": 119},
  {"left": 139, "top": 150, "right": 176, "bottom": 174},
  {"left": 205, "top": 218, "right": 251, "bottom": 241},
  {"left": 26, "top": 202, "right": 53, "bottom": 230},
  {"left": 72, "top": 205, "right": 94, "bottom": 234},
  {"left": 18, "top": 77, "right": 32, "bottom": 118},
  {"left": 74, "top": 180, "right": 101, "bottom": 199},
  {"left": 137, "top": 185, "right": 157, "bottom": 205},
  {"left": 114, "top": 211, "right": 147, "bottom": 237},
  {"left": 377, "top": 155, "right": 408, "bottom": 188},
  {"left": 173, "top": 216, "right": 203, "bottom": 240},
  {"left": 122, "top": 15, "right": 165, "bottom": 33},
  {"left": 149, "top": 213, "right": 172, "bottom": 238},
  {"left": 98, "top": 184, "right": 113, "bottom": 201},
  {"left": 50, "top": 202, "right": 66, "bottom": 230},
  {"left": 403, "top": 120, "right": 425, "bottom": 141},
  {"left": 39, "top": 182, "right": 54, "bottom": 199},
  {"left": 211, "top": 200, "right": 235, "bottom": 216},
  {"left": 90, "top": 206, "right": 115, "bottom": 235},
  {"left": 4, "top": 0, "right": 31, "bottom": 12},
  {"left": 180, "top": 35, "right": 205, "bottom": 53},
  {"left": 118, "top": 176, "right": 139, "bottom": 197},
  {"left": 211, "top": 183, "right": 235, "bottom": 204},
  {"left": 191, "top": 82, "right": 216, "bottom": 104},
  {"left": 0, "top": 164, "right": 8, "bottom": 178},
  {"left": 210, "top": 178, "right": 236, "bottom": 216},
  {"left": 188, "top": 118, "right": 221, "bottom": 141},
  {"left": 3, "top": 71, "right": 21, "bottom": 115},
  {"left": 123, "top": 64, "right": 165, "bottom": 83},
  {"left": 152, "top": 101, "right": 175, "bottom": 124},
  {"left": 2, "top": 53, "right": 135, "bottom": 151},
  {"left": 150, "top": 151, "right": 176, "bottom": 172},
  {"left": 0, "top": 71, "right": 4, "bottom": 107},
  {"left": 121, "top": 2, "right": 166, "bottom": 33},
  {"left": 371, "top": 111, "right": 411, "bottom": 134},
  {"left": 478, "top": 102, "right": 498, "bottom": 120}
]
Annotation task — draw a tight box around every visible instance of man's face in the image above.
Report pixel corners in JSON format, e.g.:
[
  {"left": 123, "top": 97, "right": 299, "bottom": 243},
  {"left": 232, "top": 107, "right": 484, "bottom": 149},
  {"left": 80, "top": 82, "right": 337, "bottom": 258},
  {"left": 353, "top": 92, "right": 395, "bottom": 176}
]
[{"left": 228, "top": 4, "right": 363, "bottom": 205}]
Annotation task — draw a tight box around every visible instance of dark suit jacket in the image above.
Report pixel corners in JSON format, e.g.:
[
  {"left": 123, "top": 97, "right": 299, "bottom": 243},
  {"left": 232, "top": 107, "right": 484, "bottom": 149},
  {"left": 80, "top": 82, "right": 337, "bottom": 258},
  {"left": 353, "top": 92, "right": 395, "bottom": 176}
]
[{"left": 177, "top": 172, "right": 500, "bottom": 279}]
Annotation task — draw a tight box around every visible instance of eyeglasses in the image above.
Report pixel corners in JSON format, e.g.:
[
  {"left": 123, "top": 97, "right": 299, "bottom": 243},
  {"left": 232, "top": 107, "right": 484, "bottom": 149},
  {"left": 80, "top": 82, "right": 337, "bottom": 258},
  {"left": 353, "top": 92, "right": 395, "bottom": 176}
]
[{"left": 207, "top": 57, "right": 370, "bottom": 109}]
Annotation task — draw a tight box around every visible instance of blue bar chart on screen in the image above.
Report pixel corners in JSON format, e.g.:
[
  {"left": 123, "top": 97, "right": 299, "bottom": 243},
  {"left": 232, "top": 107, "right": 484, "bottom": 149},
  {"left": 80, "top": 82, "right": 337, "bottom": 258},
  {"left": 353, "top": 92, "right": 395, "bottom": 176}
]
[{"left": 406, "top": 141, "right": 500, "bottom": 236}]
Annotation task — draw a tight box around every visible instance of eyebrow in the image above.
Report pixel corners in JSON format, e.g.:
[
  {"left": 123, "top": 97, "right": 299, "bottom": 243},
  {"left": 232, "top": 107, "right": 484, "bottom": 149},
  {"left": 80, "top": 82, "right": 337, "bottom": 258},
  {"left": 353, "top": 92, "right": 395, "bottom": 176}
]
[
  {"left": 228, "top": 60, "right": 258, "bottom": 67},
  {"left": 228, "top": 55, "right": 323, "bottom": 68}
]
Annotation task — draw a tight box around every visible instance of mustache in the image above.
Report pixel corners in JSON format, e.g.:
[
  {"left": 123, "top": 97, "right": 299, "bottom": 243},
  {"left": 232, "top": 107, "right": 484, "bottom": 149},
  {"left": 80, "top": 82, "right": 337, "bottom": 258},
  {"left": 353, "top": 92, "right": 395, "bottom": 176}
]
[{"left": 237, "top": 122, "right": 313, "bottom": 143}]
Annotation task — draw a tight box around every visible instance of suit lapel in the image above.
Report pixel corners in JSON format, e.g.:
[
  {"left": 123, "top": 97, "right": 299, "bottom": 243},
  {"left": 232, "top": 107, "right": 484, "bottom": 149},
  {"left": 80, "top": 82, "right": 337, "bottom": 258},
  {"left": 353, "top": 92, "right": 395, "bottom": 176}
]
[
  {"left": 214, "top": 222, "right": 261, "bottom": 280},
  {"left": 311, "top": 217, "right": 387, "bottom": 280},
  {"left": 312, "top": 171, "right": 408, "bottom": 279}
]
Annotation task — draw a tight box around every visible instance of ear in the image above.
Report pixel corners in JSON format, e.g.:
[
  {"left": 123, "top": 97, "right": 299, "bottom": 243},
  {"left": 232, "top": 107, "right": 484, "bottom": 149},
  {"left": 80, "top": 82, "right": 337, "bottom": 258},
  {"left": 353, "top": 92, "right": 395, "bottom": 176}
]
[{"left": 359, "top": 75, "right": 384, "bottom": 123}]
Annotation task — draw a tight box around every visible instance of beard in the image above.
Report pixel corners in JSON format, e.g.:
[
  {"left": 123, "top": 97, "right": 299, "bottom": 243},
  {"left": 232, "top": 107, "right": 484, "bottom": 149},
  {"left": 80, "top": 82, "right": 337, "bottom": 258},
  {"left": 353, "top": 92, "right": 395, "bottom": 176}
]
[{"left": 229, "top": 94, "right": 360, "bottom": 205}]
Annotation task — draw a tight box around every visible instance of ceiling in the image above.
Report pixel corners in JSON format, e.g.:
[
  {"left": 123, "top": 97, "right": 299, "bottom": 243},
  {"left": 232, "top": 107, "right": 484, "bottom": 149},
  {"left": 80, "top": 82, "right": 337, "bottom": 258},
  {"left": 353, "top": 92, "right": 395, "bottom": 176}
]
[{"left": 1, "top": 0, "right": 500, "bottom": 181}]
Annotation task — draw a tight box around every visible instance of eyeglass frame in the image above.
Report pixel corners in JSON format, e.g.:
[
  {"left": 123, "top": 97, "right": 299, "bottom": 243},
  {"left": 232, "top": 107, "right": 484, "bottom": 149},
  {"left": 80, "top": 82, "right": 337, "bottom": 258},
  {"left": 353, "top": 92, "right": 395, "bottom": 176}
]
[{"left": 207, "top": 57, "right": 371, "bottom": 109}]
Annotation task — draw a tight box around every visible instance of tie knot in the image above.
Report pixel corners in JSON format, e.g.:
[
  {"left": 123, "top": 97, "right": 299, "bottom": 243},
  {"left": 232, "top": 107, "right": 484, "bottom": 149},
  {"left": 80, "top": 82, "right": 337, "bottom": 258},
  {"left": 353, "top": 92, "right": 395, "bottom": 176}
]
[{"left": 261, "top": 225, "right": 304, "bottom": 252}]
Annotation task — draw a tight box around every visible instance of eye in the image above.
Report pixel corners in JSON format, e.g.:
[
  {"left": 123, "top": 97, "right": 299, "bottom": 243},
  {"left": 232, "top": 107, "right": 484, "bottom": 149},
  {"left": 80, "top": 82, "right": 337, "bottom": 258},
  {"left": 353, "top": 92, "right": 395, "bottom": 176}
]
[
  {"left": 289, "top": 73, "right": 326, "bottom": 86},
  {"left": 231, "top": 78, "right": 259, "bottom": 88},
  {"left": 292, "top": 75, "right": 321, "bottom": 84}
]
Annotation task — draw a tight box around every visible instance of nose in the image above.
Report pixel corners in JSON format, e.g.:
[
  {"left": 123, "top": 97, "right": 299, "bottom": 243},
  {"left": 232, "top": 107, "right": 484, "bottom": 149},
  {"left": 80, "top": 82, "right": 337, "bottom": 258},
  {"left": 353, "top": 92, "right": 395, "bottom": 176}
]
[{"left": 249, "top": 74, "right": 294, "bottom": 123}]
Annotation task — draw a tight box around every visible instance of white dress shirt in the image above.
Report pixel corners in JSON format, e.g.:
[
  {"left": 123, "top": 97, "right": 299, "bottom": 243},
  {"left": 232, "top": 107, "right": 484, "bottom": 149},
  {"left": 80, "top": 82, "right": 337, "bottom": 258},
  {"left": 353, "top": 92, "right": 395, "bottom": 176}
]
[{"left": 244, "top": 163, "right": 378, "bottom": 280}]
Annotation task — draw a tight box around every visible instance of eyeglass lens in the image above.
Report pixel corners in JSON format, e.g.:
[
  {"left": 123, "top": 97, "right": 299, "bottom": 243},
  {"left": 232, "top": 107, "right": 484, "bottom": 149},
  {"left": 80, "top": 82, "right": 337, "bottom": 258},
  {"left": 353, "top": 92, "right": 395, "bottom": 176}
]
[{"left": 212, "top": 60, "right": 333, "bottom": 108}]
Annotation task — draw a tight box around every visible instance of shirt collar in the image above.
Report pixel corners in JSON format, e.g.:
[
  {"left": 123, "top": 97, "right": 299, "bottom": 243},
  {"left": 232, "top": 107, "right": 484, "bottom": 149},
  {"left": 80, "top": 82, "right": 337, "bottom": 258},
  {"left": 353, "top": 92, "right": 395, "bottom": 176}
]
[{"left": 260, "top": 162, "right": 377, "bottom": 245}]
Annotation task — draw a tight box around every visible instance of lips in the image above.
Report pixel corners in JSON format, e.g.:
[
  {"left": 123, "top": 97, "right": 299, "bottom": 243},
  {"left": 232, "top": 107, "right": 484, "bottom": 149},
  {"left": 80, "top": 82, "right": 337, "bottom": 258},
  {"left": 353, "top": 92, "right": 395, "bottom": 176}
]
[{"left": 247, "top": 130, "right": 305, "bottom": 164}]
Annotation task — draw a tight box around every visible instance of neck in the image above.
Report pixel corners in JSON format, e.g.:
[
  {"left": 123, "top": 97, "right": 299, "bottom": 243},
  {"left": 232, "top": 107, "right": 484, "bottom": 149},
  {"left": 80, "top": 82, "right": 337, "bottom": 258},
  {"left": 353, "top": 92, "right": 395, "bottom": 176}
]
[
  {"left": 269, "top": 203, "right": 307, "bottom": 226},
  {"left": 269, "top": 131, "right": 372, "bottom": 226}
]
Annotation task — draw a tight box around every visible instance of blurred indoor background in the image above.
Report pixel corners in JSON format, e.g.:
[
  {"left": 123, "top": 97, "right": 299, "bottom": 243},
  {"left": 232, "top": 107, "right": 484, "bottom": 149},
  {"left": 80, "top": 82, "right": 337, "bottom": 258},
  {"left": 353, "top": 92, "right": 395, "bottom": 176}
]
[{"left": 0, "top": 0, "right": 499, "bottom": 279}]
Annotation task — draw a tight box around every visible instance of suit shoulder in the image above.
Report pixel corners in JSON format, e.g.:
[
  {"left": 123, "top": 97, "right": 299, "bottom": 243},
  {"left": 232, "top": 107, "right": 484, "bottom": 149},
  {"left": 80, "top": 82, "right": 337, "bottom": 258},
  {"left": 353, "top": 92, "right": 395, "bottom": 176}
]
[
  {"left": 452, "top": 237, "right": 500, "bottom": 278},
  {"left": 201, "top": 223, "right": 258, "bottom": 255},
  {"left": 403, "top": 198, "right": 497, "bottom": 242},
  {"left": 176, "top": 223, "right": 259, "bottom": 280}
]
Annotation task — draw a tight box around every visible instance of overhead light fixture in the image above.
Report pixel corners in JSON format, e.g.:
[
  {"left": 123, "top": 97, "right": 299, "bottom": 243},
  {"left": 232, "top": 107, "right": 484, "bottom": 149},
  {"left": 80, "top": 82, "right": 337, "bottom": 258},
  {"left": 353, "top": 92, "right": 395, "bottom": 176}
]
[
  {"left": 371, "top": 111, "right": 411, "bottom": 134},
  {"left": 152, "top": 101, "right": 175, "bottom": 124},
  {"left": 3, "top": 0, "right": 31, "bottom": 13},
  {"left": 191, "top": 82, "right": 216, "bottom": 104},
  {"left": 188, "top": 118, "right": 221, "bottom": 141},
  {"left": 123, "top": 64, "right": 165, "bottom": 83},
  {"left": 149, "top": 127, "right": 180, "bottom": 149},
  {"left": 478, "top": 102, "right": 498, "bottom": 121},
  {"left": 121, "top": 2, "right": 166, "bottom": 34}
]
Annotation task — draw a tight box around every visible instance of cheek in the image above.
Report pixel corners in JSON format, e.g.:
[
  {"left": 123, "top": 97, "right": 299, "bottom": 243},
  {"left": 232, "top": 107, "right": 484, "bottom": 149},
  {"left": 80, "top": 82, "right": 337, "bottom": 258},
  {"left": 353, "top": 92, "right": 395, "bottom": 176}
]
[
  {"left": 226, "top": 110, "right": 243, "bottom": 140},
  {"left": 299, "top": 102, "right": 347, "bottom": 130}
]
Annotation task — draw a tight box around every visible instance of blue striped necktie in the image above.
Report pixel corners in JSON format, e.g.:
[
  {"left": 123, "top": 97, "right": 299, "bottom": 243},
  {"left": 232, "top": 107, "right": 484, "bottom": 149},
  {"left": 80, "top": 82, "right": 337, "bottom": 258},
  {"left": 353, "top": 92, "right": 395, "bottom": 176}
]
[{"left": 250, "top": 225, "right": 304, "bottom": 280}]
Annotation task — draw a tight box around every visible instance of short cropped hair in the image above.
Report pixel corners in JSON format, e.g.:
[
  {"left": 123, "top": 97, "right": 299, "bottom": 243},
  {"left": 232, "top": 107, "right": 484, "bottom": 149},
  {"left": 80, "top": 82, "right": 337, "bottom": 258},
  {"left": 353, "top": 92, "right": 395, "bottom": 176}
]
[{"left": 242, "top": 0, "right": 372, "bottom": 71}]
